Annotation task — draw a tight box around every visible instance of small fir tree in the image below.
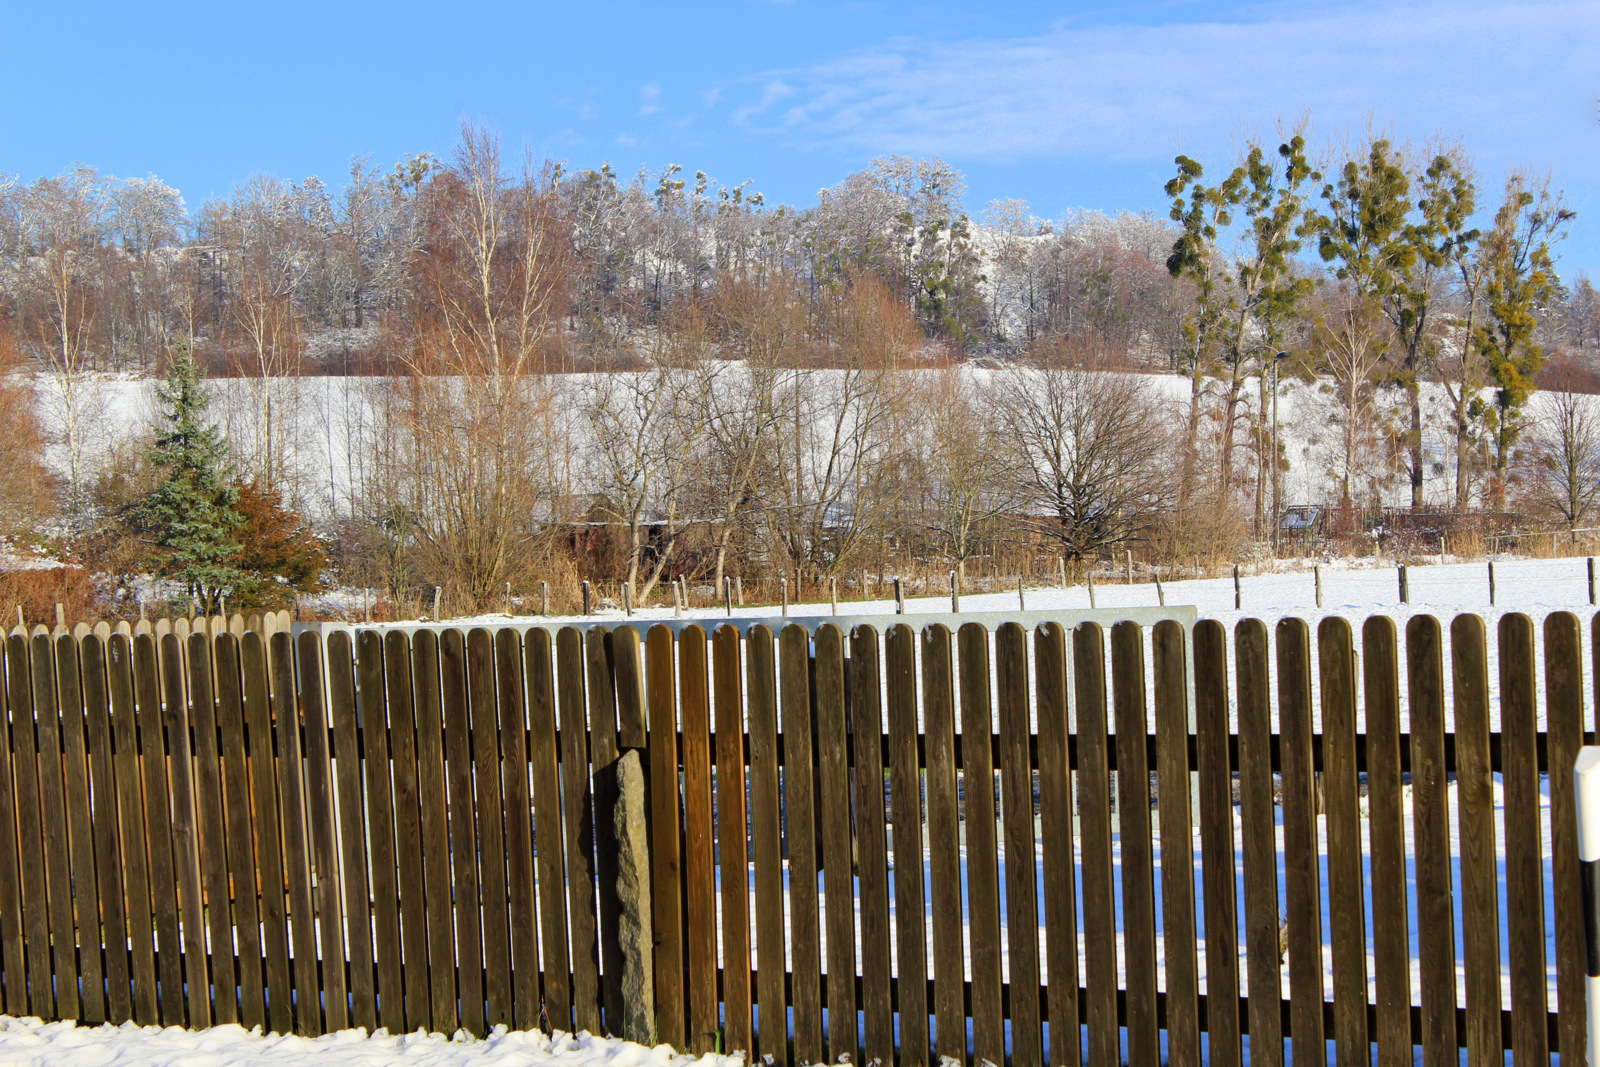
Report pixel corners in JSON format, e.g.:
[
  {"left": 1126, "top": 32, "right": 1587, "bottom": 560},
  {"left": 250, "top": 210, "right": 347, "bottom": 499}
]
[{"left": 140, "top": 349, "right": 247, "bottom": 610}]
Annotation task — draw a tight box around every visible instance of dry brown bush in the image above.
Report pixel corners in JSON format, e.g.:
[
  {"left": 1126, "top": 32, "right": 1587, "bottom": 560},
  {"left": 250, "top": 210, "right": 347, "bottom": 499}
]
[{"left": 0, "top": 567, "right": 102, "bottom": 627}]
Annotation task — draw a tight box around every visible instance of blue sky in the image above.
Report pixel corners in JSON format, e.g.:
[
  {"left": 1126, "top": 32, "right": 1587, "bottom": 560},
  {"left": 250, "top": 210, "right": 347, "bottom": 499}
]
[{"left": 3, "top": 1, "right": 1597, "bottom": 275}]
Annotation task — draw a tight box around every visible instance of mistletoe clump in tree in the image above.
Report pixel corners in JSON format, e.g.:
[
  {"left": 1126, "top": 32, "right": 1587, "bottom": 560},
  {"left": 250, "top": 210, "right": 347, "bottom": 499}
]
[{"left": 140, "top": 348, "right": 248, "bottom": 611}]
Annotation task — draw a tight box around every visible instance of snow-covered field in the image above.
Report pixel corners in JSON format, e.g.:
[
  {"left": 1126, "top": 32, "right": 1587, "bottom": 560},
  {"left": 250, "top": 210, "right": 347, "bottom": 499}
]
[{"left": 0, "top": 1018, "right": 741, "bottom": 1067}]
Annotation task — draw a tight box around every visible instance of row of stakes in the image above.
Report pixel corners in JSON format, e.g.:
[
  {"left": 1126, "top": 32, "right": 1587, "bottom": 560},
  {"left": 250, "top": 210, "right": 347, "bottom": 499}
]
[{"left": 417, "top": 557, "right": 1600, "bottom": 624}]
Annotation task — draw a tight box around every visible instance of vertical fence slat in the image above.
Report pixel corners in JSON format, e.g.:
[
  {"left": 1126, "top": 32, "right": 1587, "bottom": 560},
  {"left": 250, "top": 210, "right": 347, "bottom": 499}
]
[
  {"left": 1549, "top": 613, "right": 1587, "bottom": 1066},
  {"left": 1407, "top": 615, "right": 1457, "bottom": 1067},
  {"left": 1194, "top": 621, "right": 1240, "bottom": 1067},
  {"left": 441, "top": 630, "right": 485, "bottom": 1036},
  {"left": 82, "top": 636, "right": 131, "bottom": 1024},
  {"left": 357, "top": 631, "right": 403, "bottom": 1035},
  {"left": 33, "top": 633, "right": 79, "bottom": 1020},
  {"left": 110, "top": 636, "right": 156, "bottom": 1025},
  {"left": 0, "top": 639, "right": 26, "bottom": 1018},
  {"left": 998, "top": 621, "right": 1042, "bottom": 1067},
  {"left": 527, "top": 628, "right": 572, "bottom": 1034},
  {"left": 886, "top": 624, "right": 929, "bottom": 1067},
  {"left": 161, "top": 633, "right": 209, "bottom": 1028},
  {"left": 1452, "top": 613, "right": 1500, "bottom": 1067},
  {"left": 1073, "top": 621, "right": 1119, "bottom": 1067},
  {"left": 746, "top": 625, "right": 788, "bottom": 1067},
  {"left": 1036, "top": 622, "right": 1079, "bottom": 1067},
  {"left": 779, "top": 623, "right": 822, "bottom": 1065},
  {"left": 1149, "top": 620, "right": 1198, "bottom": 1067},
  {"left": 584, "top": 627, "right": 622, "bottom": 1035},
  {"left": 714, "top": 624, "right": 753, "bottom": 1056},
  {"left": 1235, "top": 619, "right": 1283, "bottom": 1067},
  {"left": 272, "top": 630, "right": 320, "bottom": 1034},
  {"left": 297, "top": 631, "right": 347, "bottom": 1034},
  {"left": 470, "top": 628, "right": 512, "bottom": 1031},
  {"left": 328, "top": 631, "right": 376, "bottom": 1031},
  {"left": 1499, "top": 612, "right": 1550, "bottom": 1066},
  {"left": 644, "top": 624, "right": 683, "bottom": 1048},
  {"left": 411, "top": 629, "right": 458, "bottom": 1036},
  {"left": 921, "top": 624, "right": 965, "bottom": 1065},
  {"left": 57, "top": 635, "right": 103, "bottom": 1022},
  {"left": 959, "top": 621, "right": 1004, "bottom": 1067},
  {"left": 499, "top": 629, "right": 539, "bottom": 1033},
  {"left": 243, "top": 633, "right": 291, "bottom": 1035},
  {"left": 1275, "top": 619, "right": 1323, "bottom": 1062},
  {"left": 214, "top": 635, "right": 264, "bottom": 1031},
  {"left": 136, "top": 633, "right": 185, "bottom": 1026},
  {"left": 1112, "top": 620, "right": 1158, "bottom": 1067},
  {"left": 557, "top": 627, "right": 601, "bottom": 1035},
  {"left": 851, "top": 626, "right": 895, "bottom": 1067},
  {"left": 185, "top": 635, "right": 233, "bottom": 1027},
  {"left": 384, "top": 630, "right": 432, "bottom": 1033},
  {"left": 680, "top": 625, "right": 718, "bottom": 1054},
  {"left": 1319, "top": 618, "right": 1367, "bottom": 1066},
  {"left": 1362, "top": 617, "right": 1409, "bottom": 1067},
  {"left": 815, "top": 623, "right": 859, "bottom": 1066}
]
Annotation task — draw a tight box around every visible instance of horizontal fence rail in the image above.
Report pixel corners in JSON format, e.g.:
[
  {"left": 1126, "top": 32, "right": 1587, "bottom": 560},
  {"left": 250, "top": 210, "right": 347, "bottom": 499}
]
[{"left": 0, "top": 610, "right": 1588, "bottom": 1067}]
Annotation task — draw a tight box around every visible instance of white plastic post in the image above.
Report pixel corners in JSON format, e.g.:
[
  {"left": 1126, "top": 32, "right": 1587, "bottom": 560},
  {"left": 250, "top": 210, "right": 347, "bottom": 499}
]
[{"left": 1575, "top": 745, "right": 1600, "bottom": 1067}]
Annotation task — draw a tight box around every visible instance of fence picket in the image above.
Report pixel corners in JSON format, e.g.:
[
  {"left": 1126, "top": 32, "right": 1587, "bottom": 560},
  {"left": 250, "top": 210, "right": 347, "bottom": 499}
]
[
  {"left": 886, "top": 623, "right": 929, "bottom": 1067},
  {"left": 441, "top": 630, "right": 485, "bottom": 1036},
  {"left": 1112, "top": 620, "right": 1159, "bottom": 1067},
  {"left": 1548, "top": 613, "right": 1587, "bottom": 1066},
  {"left": 1499, "top": 613, "right": 1550, "bottom": 1066},
  {"left": 328, "top": 631, "right": 377, "bottom": 1031},
  {"left": 713, "top": 624, "right": 753, "bottom": 1056},
  {"left": 33, "top": 632, "right": 79, "bottom": 1020},
  {"left": 1153, "top": 619, "right": 1199, "bottom": 1067},
  {"left": 82, "top": 636, "right": 132, "bottom": 1024},
  {"left": 814, "top": 623, "right": 859, "bottom": 1066},
  {"left": 184, "top": 635, "right": 233, "bottom": 1026},
  {"left": 1318, "top": 618, "right": 1366, "bottom": 1066},
  {"left": 1362, "top": 617, "right": 1410, "bottom": 1067},
  {"left": 679, "top": 625, "right": 718, "bottom": 1054},
  {"left": 746, "top": 625, "right": 788, "bottom": 1067},
  {"left": 778, "top": 623, "right": 822, "bottom": 1065},
  {"left": 1276, "top": 619, "right": 1323, "bottom": 1061},
  {"left": 644, "top": 624, "right": 683, "bottom": 1048},
  {"left": 213, "top": 635, "right": 264, "bottom": 1031},
  {"left": 584, "top": 627, "right": 622, "bottom": 1034},
  {"left": 1193, "top": 621, "right": 1240, "bottom": 1067},
  {"left": 1035, "top": 622, "right": 1079, "bottom": 1067},
  {"left": 1408, "top": 615, "right": 1457, "bottom": 1067},
  {"left": 469, "top": 628, "right": 512, "bottom": 1031},
  {"left": 1452, "top": 613, "right": 1501, "bottom": 1067},
  {"left": 0, "top": 639, "right": 25, "bottom": 1018},
  {"left": 557, "top": 627, "right": 601, "bottom": 1034},
  {"left": 1073, "top": 621, "right": 1119, "bottom": 1067},
  {"left": 850, "top": 626, "right": 895, "bottom": 1067},
  {"left": 499, "top": 629, "right": 540, "bottom": 1032},
  {"left": 921, "top": 624, "right": 966, "bottom": 1065},
  {"left": 1235, "top": 619, "right": 1283, "bottom": 1067},
  {"left": 384, "top": 630, "right": 432, "bottom": 1032},
  {"left": 57, "top": 634, "right": 103, "bottom": 1022},
  {"left": 527, "top": 628, "right": 572, "bottom": 1034},
  {"left": 959, "top": 622, "right": 1004, "bottom": 1067},
  {"left": 242, "top": 633, "right": 291, "bottom": 1035},
  {"left": 136, "top": 633, "right": 185, "bottom": 1026},
  {"left": 410, "top": 630, "right": 458, "bottom": 1036},
  {"left": 357, "top": 630, "right": 403, "bottom": 1034},
  {"left": 997, "top": 621, "right": 1042, "bottom": 1067},
  {"left": 297, "top": 631, "right": 347, "bottom": 1034}
]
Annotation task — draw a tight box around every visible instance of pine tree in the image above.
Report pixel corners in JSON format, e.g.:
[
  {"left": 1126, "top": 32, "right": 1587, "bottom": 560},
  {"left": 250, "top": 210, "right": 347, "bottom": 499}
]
[{"left": 140, "top": 348, "right": 247, "bottom": 610}]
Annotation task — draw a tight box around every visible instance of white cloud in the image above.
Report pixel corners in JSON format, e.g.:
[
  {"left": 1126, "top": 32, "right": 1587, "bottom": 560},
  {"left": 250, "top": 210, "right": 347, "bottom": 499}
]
[
  {"left": 728, "top": 1, "right": 1600, "bottom": 175},
  {"left": 638, "top": 83, "right": 664, "bottom": 116},
  {"left": 615, "top": 133, "right": 637, "bottom": 146}
]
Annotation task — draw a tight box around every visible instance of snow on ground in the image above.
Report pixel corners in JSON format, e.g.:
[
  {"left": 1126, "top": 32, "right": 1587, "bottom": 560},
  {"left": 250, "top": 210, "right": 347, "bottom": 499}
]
[{"left": 0, "top": 1018, "right": 743, "bottom": 1067}]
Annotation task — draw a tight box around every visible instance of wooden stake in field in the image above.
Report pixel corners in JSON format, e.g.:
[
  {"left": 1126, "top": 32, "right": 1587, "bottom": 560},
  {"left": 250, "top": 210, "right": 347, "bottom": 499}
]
[
  {"left": 1154, "top": 572, "right": 1164, "bottom": 607},
  {"left": 582, "top": 580, "right": 591, "bottom": 616},
  {"left": 1058, "top": 557, "right": 1067, "bottom": 589},
  {"left": 1590, "top": 557, "right": 1595, "bottom": 606},
  {"left": 724, "top": 577, "right": 733, "bottom": 616},
  {"left": 623, "top": 582, "right": 633, "bottom": 617},
  {"left": 1087, "top": 568, "right": 1096, "bottom": 609},
  {"left": 1398, "top": 565, "right": 1409, "bottom": 605},
  {"left": 1315, "top": 565, "right": 1323, "bottom": 608},
  {"left": 950, "top": 570, "right": 960, "bottom": 613},
  {"left": 1233, "top": 565, "right": 1241, "bottom": 610},
  {"left": 1125, "top": 550, "right": 1133, "bottom": 584},
  {"left": 1017, "top": 576, "right": 1025, "bottom": 611},
  {"left": 781, "top": 577, "right": 788, "bottom": 618},
  {"left": 541, "top": 581, "right": 549, "bottom": 615},
  {"left": 894, "top": 578, "right": 904, "bottom": 615},
  {"left": 434, "top": 585, "right": 443, "bottom": 620},
  {"left": 1488, "top": 561, "right": 1496, "bottom": 606},
  {"left": 830, "top": 577, "right": 838, "bottom": 615}
]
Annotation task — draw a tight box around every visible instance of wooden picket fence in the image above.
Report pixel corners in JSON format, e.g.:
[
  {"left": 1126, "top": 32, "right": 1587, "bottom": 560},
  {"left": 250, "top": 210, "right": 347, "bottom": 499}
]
[{"left": 0, "top": 610, "right": 1586, "bottom": 1066}]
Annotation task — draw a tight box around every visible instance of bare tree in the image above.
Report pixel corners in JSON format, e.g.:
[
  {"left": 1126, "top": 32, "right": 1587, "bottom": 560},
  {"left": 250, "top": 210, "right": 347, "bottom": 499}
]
[
  {"left": 1311, "top": 285, "right": 1392, "bottom": 506},
  {"left": 1522, "top": 358, "right": 1600, "bottom": 533},
  {"left": 994, "top": 354, "right": 1174, "bottom": 561},
  {"left": 913, "top": 367, "right": 1020, "bottom": 579}
]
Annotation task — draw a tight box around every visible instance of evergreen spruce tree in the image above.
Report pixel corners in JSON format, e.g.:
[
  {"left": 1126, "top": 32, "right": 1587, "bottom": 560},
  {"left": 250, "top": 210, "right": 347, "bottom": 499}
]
[{"left": 140, "top": 348, "right": 247, "bottom": 610}]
